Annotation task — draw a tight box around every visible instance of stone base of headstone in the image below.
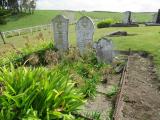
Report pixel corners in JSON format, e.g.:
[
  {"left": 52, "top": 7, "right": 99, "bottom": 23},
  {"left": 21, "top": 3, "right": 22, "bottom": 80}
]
[
  {"left": 111, "top": 23, "right": 139, "bottom": 27},
  {"left": 145, "top": 23, "right": 160, "bottom": 26}
]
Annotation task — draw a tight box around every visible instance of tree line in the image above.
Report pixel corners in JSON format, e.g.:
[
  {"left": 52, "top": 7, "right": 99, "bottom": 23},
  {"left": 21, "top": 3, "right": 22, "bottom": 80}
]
[
  {"left": 0, "top": 0, "right": 36, "bottom": 14},
  {"left": 0, "top": 0, "right": 37, "bottom": 25}
]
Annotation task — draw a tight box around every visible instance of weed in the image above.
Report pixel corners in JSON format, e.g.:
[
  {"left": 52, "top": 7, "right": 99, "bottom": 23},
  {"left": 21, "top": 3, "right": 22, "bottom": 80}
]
[{"left": 106, "top": 85, "right": 118, "bottom": 98}]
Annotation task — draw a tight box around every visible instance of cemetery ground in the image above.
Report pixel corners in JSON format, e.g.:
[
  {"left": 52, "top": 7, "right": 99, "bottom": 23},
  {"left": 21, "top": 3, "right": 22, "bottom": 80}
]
[
  {"left": 0, "top": 12, "right": 160, "bottom": 119},
  {"left": 0, "top": 24, "right": 160, "bottom": 119},
  {"left": 1, "top": 25, "right": 160, "bottom": 71}
]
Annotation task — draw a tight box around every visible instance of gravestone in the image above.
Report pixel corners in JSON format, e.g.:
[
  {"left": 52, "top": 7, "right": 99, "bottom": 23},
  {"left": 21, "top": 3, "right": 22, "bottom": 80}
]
[
  {"left": 52, "top": 15, "right": 69, "bottom": 52},
  {"left": 156, "top": 9, "right": 160, "bottom": 24},
  {"left": 152, "top": 13, "right": 158, "bottom": 23},
  {"left": 122, "top": 11, "right": 132, "bottom": 24},
  {"left": 145, "top": 9, "right": 160, "bottom": 26},
  {"left": 94, "top": 38, "right": 113, "bottom": 63},
  {"left": 76, "top": 16, "right": 94, "bottom": 55}
]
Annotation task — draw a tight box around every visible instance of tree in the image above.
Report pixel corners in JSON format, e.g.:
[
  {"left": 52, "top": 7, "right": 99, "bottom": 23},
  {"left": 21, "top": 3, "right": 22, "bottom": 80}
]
[
  {"left": 20, "top": 0, "right": 36, "bottom": 14},
  {"left": 0, "top": 0, "right": 36, "bottom": 14}
]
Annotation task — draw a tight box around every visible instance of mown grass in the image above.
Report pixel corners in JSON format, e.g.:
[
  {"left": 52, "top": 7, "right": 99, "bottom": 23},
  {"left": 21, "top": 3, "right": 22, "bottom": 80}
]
[
  {"left": 0, "top": 10, "right": 61, "bottom": 31},
  {"left": 94, "top": 26, "right": 160, "bottom": 70},
  {"left": 0, "top": 10, "right": 155, "bottom": 31}
]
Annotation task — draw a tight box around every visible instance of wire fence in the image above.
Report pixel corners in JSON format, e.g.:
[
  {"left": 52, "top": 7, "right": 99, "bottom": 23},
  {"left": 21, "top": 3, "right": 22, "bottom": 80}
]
[{"left": 1, "top": 24, "right": 52, "bottom": 39}]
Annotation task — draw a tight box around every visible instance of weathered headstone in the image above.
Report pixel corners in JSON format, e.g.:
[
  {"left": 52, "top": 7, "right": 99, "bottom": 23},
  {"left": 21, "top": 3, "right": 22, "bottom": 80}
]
[
  {"left": 94, "top": 38, "right": 113, "bottom": 63},
  {"left": 122, "top": 11, "right": 132, "bottom": 24},
  {"left": 52, "top": 15, "right": 69, "bottom": 52},
  {"left": 76, "top": 16, "right": 94, "bottom": 55},
  {"left": 156, "top": 9, "right": 160, "bottom": 23},
  {"left": 152, "top": 13, "right": 158, "bottom": 23}
]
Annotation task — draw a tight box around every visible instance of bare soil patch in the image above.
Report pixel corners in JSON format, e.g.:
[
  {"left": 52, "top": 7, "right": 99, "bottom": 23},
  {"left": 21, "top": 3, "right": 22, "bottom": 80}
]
[{"left": 115, "top": 54, "right": 160, "bottom": 120}]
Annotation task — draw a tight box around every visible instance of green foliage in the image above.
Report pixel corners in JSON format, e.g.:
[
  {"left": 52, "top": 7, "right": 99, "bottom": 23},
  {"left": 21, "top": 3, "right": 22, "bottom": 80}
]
[
  {"left": 106, "top": 85, "right": 118, "bottom": 98},
  {"left": 0, "top": 16, "right": 7, "bottom": 25},
  {"left": 107, "top": 108, "right": 114, "bottom": 120},
  {"left": 0, "top": 66, "right": 84, "bottom": 120},
  {"left": 97, "top": 19, "right": 114, "bottom": 28},
  {"left": 0, "top": 9, "right": 11, "bottom": 25},
  {"left": 0, "top": 41, "right": 54, "bottom": 67},
  {"left": 81, "top": 79, "right": 97, "bottom": 98}
]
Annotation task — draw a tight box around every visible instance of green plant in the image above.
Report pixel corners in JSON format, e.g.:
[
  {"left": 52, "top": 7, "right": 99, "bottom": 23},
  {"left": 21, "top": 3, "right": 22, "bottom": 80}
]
[
  {"left": 0, "top": 65, "right": 84, "bottom": 120},
  {"left": 106, "top": 85, "right": 118, "bottom": 98},
  {"left": 107, "top": 108, "right": 114, "bottom": 120},
  {"left": 91, "top": 112, "right": 101, "bottom": 120},
  {"left": 81, "top": 78, "right": 97, "bottom": 98},
  {"left": 97, "top": 19, "right": 114, "bottom": 28}
]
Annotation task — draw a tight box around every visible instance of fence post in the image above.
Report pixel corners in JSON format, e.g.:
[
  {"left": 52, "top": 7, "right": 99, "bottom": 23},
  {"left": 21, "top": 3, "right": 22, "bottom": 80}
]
[
  {"left": 18, "top": 30, "right": 21, "bottom": 36},
  {"left": 0, "top": 31, "right": 6, "bottom": 44}
]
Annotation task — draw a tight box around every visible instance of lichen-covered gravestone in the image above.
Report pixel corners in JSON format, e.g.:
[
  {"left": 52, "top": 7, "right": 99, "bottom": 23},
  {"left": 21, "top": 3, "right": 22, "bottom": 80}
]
[
  {"left": 94, "top": 38, "right": 113, "bottom": 63},
  {"left": 122, "top": 11, "right": 132, "bottom": 24},
  {"left": 52, "top": 15, "right": 69, "bottom": 52},
  {"left": 76, "top": 16, "right": 94, "bottom": 55}
]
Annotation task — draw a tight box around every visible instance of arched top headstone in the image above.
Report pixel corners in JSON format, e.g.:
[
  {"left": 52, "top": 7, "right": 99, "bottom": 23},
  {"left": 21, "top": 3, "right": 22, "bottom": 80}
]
[
  {"left": 76, "top": 16, "right": 94, "bottom": 31},
  {"left": 52, "top": 15, "right": 69, "bottom": 53},
  {"left": 76, "top": 16, "right": 95, "bottom": 55},
  {"left": 52, "top": 15, "right": 69, "bottom": 23}
]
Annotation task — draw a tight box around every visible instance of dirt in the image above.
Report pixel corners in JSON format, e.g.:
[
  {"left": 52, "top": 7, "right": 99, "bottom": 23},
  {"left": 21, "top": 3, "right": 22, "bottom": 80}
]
[
  {"left": 79, "top": 74, "right": 121, "bottom": 120},
  {"left": 116, "top": 54, "right": 160, "bottom": 120}
]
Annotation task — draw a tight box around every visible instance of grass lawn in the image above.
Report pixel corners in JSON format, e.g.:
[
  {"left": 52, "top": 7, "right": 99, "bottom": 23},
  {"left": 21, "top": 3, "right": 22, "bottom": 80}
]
[
  {"left": 0, "top": 10, "right": 154, "bottom": 31},
  {"left": 94, "top": 26, "right": 160, "bottom": 69}
]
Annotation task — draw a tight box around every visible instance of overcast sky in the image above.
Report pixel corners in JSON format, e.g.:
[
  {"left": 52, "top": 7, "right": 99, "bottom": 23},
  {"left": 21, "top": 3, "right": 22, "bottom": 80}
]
[{"left": 36, "top": 0, "right": 160, "bottom": 12}]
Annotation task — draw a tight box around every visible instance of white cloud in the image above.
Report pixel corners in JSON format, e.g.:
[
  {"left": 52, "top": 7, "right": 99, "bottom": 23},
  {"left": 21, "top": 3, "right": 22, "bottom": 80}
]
[{"left": 36, "top": 0, "right": 160, "bottom": 12}]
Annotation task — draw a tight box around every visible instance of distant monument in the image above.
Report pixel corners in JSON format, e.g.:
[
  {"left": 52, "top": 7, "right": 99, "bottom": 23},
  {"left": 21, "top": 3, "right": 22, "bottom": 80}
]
[
  {"left": 152, "top": 13, "right": 158, "bottom": 23},
  {"left": 122, "top": 11, "right": 132, "bottom": 24},
  {"left": 111, "top": 11, "right": 139, "bottom": 27},
  {"left": 156, "top": 9, "right": 160, "bottom": 23},
  {"left": 52, "top": 15, "right": 69, "bottom": 53},
  {"left": 145, "top": 9, "right": 160, "bottom": 26}
]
